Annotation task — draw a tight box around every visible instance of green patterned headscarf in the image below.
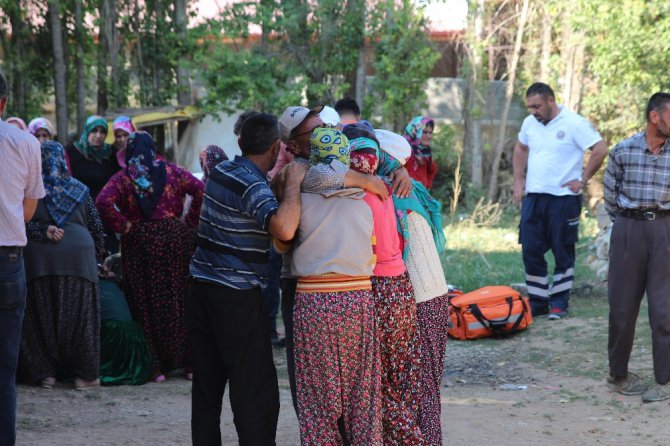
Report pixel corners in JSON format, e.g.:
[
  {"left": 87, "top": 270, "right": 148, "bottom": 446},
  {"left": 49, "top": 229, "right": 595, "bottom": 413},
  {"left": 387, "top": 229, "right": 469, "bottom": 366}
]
[
  {"left": 309, "top": 128, "right": 350, "bottom": 166},
  {"left": 74, "top": 115, "right": 113, "bottom": 163}
]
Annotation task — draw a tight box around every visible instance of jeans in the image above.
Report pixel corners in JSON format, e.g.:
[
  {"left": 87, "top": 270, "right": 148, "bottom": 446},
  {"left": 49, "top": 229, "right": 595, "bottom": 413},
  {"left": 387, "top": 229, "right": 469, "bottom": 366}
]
[{"left": 0, "top": 249, "right": 27, "bottom": 446}]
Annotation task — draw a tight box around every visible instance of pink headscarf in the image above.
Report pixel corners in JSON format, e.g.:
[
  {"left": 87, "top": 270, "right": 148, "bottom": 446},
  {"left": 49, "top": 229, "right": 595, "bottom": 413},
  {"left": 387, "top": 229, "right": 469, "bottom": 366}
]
[
  {"left": 199, "top": 145, "right": 228, "bottom": 181},
  {"left": 28, "top": 117, "right": 55, "bottom": 136},
  {"left": 113, "top": 116, "right": 136, "bottom": 135},
  {"left": 6, "top": 117, "right": 27, "bottom": 131}
]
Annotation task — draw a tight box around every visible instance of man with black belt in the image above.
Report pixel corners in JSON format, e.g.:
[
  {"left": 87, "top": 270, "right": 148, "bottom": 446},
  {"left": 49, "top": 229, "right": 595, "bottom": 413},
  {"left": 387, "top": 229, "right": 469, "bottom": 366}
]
[
  {"left": 604, "top": 92, "right": 670, "bottom": 403},
  {"left": 0, "top": 71, "right": 45, "bottom": 446},
  {"left": 513, "top": 82, "right": 608, "bottom": 319}
]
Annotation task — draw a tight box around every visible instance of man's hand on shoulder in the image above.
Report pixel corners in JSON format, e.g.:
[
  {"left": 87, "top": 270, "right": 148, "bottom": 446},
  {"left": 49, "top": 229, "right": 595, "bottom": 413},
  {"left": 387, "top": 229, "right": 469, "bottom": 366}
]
[
  {"left": 284, "top": 161, "right": 308, "bottom": 187},
  {"left": 389, "top": 167, "right": 412, "bottom": 198}
]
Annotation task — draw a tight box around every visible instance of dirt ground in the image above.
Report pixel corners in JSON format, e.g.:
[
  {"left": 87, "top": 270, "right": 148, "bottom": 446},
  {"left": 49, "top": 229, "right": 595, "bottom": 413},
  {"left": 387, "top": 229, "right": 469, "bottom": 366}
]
[{"left": 15, "top": 316, "right": 670, "bottom": 446}]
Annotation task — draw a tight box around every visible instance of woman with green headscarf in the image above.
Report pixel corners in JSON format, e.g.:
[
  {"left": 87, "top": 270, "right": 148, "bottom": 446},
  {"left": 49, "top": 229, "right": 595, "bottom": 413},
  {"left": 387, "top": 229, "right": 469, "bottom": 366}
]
[{"left": 65, "top": 115, "right": 121, "bottom": 200}]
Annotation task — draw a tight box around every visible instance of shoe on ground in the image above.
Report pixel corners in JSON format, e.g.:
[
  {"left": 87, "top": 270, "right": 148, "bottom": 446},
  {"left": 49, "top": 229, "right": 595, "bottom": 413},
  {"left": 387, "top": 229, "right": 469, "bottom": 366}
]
[
  {"left": 531, "top": 306, "right": 549, "bottom": 318},
  {"left": 152, "top": 374, "right": 167, "bottom": 383},
  {"left": 39, "top": 377, "right": 56, "bottom": 390},
  {"left": 606, "top": 372, "right": 648, "bottom": 395},
  {"left": 74, "top": 377, "right": 100, "bottom": 391},
  {"left": 548, "top": 308, "right": 568, "bottom": 320},
  {"left": 642, "top": 382, "right": 670, "bottom": 403}
]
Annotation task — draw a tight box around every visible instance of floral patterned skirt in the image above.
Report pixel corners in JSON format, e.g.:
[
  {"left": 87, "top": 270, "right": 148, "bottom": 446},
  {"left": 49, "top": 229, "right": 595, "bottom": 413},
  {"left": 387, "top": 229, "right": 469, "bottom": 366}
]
[
  {"left": 121, "top": 217, "right": 193, "bottom": 375},
  {"left": 18, "top": 275, "right": 100, "bottom": 383},
  {"left": 371, "top": 272, "right": 426, "bottom": 445},
  {"left": 416, "top": 293, "right": 450, "bottom": 445},
  {"left": 293, "top": 288, "right": 383, "bottom": 445}
]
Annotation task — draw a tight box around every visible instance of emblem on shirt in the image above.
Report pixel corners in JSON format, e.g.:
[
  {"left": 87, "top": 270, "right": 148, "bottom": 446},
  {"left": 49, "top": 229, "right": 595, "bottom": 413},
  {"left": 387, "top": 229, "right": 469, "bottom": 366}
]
[{"left": 556, "top": 130, "right": 566, "bottom": 140}]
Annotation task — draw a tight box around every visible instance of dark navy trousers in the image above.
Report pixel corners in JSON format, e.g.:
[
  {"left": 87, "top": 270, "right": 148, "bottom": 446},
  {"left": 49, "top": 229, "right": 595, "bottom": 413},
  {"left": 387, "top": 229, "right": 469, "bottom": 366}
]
[{"left": 519, "top": 193, "right": 582, "bottom": 313}]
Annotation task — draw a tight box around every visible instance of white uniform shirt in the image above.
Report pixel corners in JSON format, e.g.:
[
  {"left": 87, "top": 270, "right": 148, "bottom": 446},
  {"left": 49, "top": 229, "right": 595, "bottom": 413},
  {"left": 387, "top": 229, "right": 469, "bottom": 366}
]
[
  {"left": 0, "top": 118, "right": 44, "bottom": 246},
  {"left": 518, "top": 106, "right": 602, "bottom": 196}
]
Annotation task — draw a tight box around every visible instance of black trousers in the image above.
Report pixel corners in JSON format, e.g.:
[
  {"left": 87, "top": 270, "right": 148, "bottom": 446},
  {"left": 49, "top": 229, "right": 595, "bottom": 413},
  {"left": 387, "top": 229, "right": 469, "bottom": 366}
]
[
  {"left": 280, "top": 278, "right": 298, "bottom": 414},
  {"left": 187, "top": 280, "right": 279, "bottom": 446}
]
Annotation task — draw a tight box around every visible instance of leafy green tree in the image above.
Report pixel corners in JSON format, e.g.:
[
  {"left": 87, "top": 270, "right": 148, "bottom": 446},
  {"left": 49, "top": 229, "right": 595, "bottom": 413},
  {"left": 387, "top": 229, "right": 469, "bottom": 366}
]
[{"left": 366, "top": 0, "right": 439, "bottom": 132}]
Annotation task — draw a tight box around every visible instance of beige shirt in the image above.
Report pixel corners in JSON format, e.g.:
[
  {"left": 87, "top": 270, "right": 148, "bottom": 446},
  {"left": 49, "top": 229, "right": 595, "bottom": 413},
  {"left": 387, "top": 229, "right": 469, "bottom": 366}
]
[
  {"left": 291, "top": 188, "right": 375, "bottom": 278},
  {"left": 0, "top": 119, "right": 44, "bottom": 246}
]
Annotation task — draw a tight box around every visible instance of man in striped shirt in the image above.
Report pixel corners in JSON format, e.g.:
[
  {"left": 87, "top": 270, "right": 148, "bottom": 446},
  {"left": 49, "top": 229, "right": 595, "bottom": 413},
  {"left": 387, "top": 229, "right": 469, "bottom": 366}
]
[
  {"left": 187, "top": 113, "right": 307, "bottom": 445},
  {"left": 604, "top": 92, "right": 670, "bottom": 403}
]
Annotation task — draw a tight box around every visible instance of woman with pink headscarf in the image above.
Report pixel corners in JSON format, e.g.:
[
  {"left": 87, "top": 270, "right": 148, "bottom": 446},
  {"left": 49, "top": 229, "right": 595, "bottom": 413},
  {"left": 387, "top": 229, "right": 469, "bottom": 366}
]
[
  {"left": 28, "top": 117, "right": 56, "bottom": 144},
  {"left": 112, "top": 116, "right": 136, "bottom": 168}
]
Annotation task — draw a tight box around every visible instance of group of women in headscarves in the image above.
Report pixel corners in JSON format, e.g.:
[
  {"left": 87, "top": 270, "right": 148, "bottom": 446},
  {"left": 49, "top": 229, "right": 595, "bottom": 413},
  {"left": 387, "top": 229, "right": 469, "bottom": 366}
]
[
  {"left": 280, "top": 115, "right": 449, "bottom": 445},
  {"left": 15, "top": 113, "right": 225, "bottom": 388}
]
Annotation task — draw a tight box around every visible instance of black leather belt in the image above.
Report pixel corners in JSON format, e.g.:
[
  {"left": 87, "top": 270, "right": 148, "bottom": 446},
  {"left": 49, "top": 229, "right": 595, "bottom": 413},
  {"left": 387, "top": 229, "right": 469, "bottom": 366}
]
[
  {"left": 0, "top": 246, "right": 22, "bottom": 255},
  {"left": 618, "top": 209, "right": 670, "bottom": 221}
]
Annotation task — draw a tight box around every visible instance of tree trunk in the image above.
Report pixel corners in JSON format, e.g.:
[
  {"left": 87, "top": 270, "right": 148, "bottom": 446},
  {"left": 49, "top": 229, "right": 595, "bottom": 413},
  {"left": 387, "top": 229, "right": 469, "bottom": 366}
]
[
  {"left": 174, "top": 0, "right": 192, "bottom": 106},
  {"left": 7, "top": 2, "right": 27, "bottom": 117},
  {"left": 540, "top": 3, "right": 552, "bottom": 82},
  {"left": 97, "top": 0, "right": 111, "bottom": 115},
  {"left": 464, "top": 0, "right": 485, "bottom": 188},
  {"left": 133, "top": 0, "right": 148, "bottom": 106},
  {"left": 487, "top": 0, "right": 530, "bottom": 201},
  {"left": 108, "top": 0, "right": 120, "bottom": 108},
  {"left": 75, "top": 0, "right": 85, "bottom": 134},
  {"left": 355, "top": 45, "right": 366, "bottom": 110},
  {"left": 49, "top": 0, "right": 69, "bottom": 142}
]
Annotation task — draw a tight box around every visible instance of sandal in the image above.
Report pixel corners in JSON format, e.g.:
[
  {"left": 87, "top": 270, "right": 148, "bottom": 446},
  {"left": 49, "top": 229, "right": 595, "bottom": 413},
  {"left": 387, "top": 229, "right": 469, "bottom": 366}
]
[
  {"left": 74, "top": 377, "right": 100, "bottom": 391},
  {"left": 39, "top": 377, "right": 56, "bottom": 390},
  {"left": 152, "top": 374, "right": 167, "bottom": 383},
  {"left": 642, "top": 382, "right": 670, "bottom": 403}
]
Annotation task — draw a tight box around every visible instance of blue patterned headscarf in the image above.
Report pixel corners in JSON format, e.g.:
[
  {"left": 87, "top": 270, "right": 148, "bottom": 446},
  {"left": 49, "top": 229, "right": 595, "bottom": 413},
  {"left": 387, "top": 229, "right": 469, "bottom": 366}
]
[
  {"left": 125, "top": 131, "right": 167, "bottom": 219},
  {"left": 41, "top": 141, "right": 89, "bottom": 226}
]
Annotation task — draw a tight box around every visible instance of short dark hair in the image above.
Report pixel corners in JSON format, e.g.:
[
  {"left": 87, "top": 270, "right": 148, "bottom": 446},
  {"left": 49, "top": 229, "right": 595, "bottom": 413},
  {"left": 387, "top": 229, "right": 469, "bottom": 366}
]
[
  {"left": 0, "top": 72, "right": 7, "bottom": 100},
  {"left": 233, "top": 110, "right": 260, "bottom": 136},
  {"left": 526, "top": 82, "right": 555, "bottom": 99},
  {"left": 646, "top": 92, "right": 670, "bottom": 122},
  {"left": 239, "top": 113, "right": 279, "bottom": 155},
  {"left": 334, "top": 97, "right": 360, "bottom": 116}
]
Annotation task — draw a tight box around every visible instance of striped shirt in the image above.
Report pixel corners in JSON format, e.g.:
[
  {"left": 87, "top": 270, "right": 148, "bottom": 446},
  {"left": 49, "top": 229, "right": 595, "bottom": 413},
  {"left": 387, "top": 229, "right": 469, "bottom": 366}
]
[
  {"left": 190, "top": 155, "right": 278, "bottom": 290},
  {"left": 603, "top": 131, "right": 670, "bottom": 216}
]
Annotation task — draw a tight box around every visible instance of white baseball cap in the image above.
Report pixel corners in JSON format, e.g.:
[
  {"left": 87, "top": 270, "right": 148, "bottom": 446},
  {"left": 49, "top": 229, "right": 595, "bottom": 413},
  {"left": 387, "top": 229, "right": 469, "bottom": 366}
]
[
  {"left": 375, "top": 129, "right": 412, "bottom": 164},
  {"left": 278, "top": 105, "right": 324, "bottom": 143}
]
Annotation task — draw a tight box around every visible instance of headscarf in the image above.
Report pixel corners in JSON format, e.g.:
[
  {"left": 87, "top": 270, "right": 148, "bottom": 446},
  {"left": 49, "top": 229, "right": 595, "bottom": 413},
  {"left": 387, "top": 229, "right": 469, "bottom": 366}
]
[
  {"left": 6, "top": 117, "right": 27, "bottom": 131},
  {"left": 349, "top": 137, "right": 380, "bottom": 175},
  {"left": 199, "top": 145, "right": 228, "bottom": 181},
  {"left": 41, "top": 141, "right": 89, "bottom": 226},
  {"left": 404, "top": 115, "right": 435, "bottom": 159},
  {"left": 308, "top": 128, "right": 350, "bottom": 166},
  {"left": 113, "top": 115, "right": 136, "bottom": 135},
  {"left": 377, "top": 133, "right": 445, "bottom": 258},
  {"left": 28, "top": 117, "right": 55, "bottom": 137},
  {"left": 74, "top": 115, "right": 113, "bottom": 163},
  {"left": 125, "top": 131, "right": 167, "bottom": 220}
]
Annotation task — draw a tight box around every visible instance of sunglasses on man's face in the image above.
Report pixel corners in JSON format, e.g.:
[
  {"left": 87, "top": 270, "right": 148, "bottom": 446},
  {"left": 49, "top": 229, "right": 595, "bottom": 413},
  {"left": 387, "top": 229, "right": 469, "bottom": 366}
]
[{"left": 290, "top": 124, "right": 331, "bottom": 140}]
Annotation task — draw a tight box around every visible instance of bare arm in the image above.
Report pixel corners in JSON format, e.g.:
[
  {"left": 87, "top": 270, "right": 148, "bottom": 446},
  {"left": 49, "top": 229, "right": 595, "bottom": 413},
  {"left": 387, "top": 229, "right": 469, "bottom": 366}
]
[
  {"left": 582, "top": 139, "right": 609, "bottom": 184},
  {"left": 344, "top": 170, "right": 389, "bottom": 200},
  {"left": 562, "top": 139, "right": 609, "bottom": 193},
  {"left": 512, "top": 141, "right": 529, "bottom": 205},
  {"left": 23, "top": 198, "right": 38, "bottom": 222},
  {"left": 268, "top": 162, "right": 307, "bottom": 241}
]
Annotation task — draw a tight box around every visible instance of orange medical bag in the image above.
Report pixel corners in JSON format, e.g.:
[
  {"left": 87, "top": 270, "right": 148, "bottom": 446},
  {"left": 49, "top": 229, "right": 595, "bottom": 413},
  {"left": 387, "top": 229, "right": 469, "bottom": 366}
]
[{"left": 448, "top": 286, "right": 533, "bottom": 340}]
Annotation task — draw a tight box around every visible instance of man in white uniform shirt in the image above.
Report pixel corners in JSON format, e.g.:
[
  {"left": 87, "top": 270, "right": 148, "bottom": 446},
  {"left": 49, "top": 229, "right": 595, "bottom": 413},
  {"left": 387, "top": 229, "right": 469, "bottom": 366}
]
[
  {"left": 513, "top": 83, "right": 608, "bottom": 320},
  {"left": 0, "top": 71, "right": 45, "bottom": 445}
]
